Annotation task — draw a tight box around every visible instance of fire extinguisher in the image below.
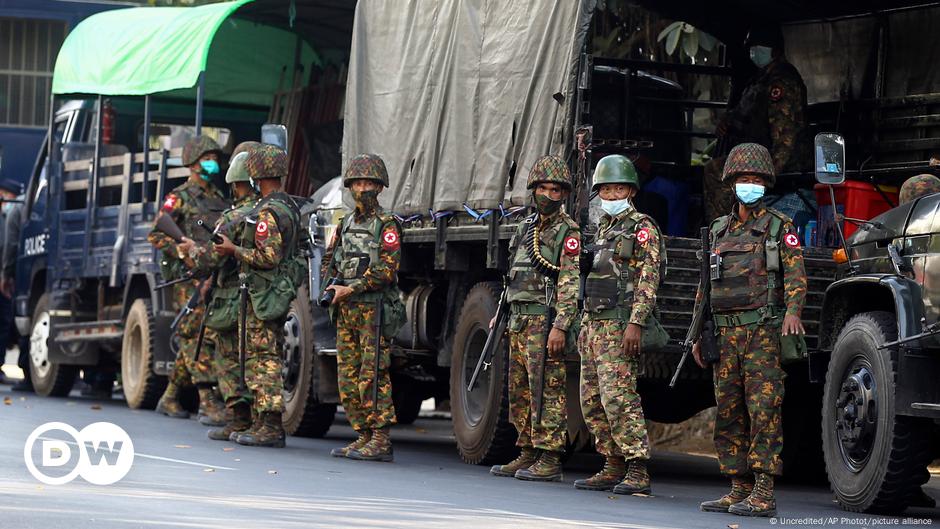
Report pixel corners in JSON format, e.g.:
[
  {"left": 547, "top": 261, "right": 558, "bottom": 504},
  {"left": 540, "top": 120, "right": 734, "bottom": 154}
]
[{"left": 101, "top": 100, "right": 115, "bottom": 144}]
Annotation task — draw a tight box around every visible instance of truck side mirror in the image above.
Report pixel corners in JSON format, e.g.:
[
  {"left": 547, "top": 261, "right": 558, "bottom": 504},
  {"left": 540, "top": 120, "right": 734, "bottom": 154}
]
[
  {"left": 261, "top": 124, "right": 289, "bottom": 153},
  {"left": 814, "top": 133, "right": 846, "bottom": 185}
]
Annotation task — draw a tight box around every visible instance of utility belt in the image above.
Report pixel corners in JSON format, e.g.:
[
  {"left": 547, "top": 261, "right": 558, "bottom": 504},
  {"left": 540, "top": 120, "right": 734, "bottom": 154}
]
[
  {"left": 712, "top": 305, "right": 783, "bottom": 328},
  {"left": 510, "top": 302, "right": 551, "bottom": 316},
  {"left": 584, "top": 306, "right": 630, "bottom": 322}
]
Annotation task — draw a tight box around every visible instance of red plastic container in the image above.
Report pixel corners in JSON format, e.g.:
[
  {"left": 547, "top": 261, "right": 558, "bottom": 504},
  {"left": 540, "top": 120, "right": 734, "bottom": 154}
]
[{"left": 813, "top": 181, "right": 899, "bottom": 245}]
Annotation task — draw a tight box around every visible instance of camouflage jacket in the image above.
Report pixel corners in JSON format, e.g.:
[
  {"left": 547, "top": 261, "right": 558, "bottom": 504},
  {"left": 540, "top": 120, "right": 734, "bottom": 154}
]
[
  {"left": 193, "top": 193, "right": 259, "bottom": 288},
  {"left": 722, "top": 58, "right": 808, "bottom": 175},
  {"left": 325, "top": 208, "right": 401, "bottom": 303},
  {"left": 694, "top": 205, "right": 807, "bottom": 318},
  {"left": 234, "top": 192, "right": 300, "bottom": 273},
  {"left": 583, "top": 209, "right": 662, "bottom": 326},
  {"left": 148, "top": 178, "right": 229, "bottom": 277},
  {"left": 506, "top": 211, "right": 580, "bottom": 332}
]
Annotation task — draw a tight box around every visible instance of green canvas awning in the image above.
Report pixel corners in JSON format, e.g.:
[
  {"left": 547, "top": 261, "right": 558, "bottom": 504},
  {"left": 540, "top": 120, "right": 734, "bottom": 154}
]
[{"left": 52, "top": 0, "right": 321, "bottom": 107}]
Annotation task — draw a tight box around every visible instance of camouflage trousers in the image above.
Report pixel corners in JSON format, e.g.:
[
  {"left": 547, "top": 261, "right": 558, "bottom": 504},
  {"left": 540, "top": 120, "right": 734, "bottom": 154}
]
[
  {"left": 238, "top": 299, "right": 285, "bottom": 414},
  {"left": 171, "top": 282, "right": 216, "bottom": 386},
  {"left": 335, "top": 301, "right": 396, "bottom": 432},
  {"left": 713, "top": 322, "right": 785, "bottom": 477},
  {"left": 704, "top": 156, "right": 735, "bottom": 224},
  {"left": 507, "top": 312, "right": 566, "bottom": 452},
  {"left": 212, "top": 328, "right": 251, "bottom": 407},
  {"left": 578, "top": 318, "right": 650, "bottom": 460}
]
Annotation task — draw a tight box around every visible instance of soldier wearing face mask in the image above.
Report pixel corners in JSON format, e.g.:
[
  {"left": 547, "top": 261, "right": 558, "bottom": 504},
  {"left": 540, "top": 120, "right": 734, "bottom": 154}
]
[{"left": 703, "top": 24, "right": 809, "bottom": 223}]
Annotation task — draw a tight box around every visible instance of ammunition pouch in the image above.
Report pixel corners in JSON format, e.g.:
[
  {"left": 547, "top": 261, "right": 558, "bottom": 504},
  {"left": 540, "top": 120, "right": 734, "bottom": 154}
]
[{"left": 205, "top": 286, "right": 240, "bottom": 331}]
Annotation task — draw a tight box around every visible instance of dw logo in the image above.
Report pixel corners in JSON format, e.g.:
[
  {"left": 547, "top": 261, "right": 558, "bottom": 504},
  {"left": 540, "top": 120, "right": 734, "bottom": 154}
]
[{"left": 23, "top": 422, "right": 135, "bottom": 485}]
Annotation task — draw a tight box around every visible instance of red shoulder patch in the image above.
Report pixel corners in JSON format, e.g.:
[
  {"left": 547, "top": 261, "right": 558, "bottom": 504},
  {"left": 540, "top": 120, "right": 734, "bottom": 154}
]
[
  {"left": 770, "top": 85, "right": 784, "bottom": 102},
  {"left": 256, "top": 220, "right": 269, "bottom": 242},
  {"left": 635, "top": 228, "right": 650, "bottom": 244},
  {"left": 382, "top": 228, "right": 400, "bottom": 250},
  {"left": 563, "top": 235, "right": 580, "bottom": 255},
  {"left": 162, "top": 194, "right": 178, "bottom": 212},
  {"left": 784, "top": 232, "right": 800, "bottom": 248}
]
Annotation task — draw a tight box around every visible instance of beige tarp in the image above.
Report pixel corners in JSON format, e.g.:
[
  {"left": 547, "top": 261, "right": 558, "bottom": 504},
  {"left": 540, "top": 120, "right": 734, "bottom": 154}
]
[{"left": 342, "top": 0, "right": 595, "bottom": 215}]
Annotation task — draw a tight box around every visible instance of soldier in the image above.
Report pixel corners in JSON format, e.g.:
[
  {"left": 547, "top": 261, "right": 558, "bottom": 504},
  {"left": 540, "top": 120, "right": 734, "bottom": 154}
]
[
  {"left": 899, "top": 173, "right": 940, "bottom": 204},
  {"left": 489, "top": 155, "right": 580, "bottom": 482},
  {"left": 575, "top": 155, "right": 662, "bottom": 495},
  {"left": 693, "top": 143, "right": 807, "bottom": 518},
  {"left": 148, "top": 136, "right": 229, "bottom": 425},
  {"left": 704, "top": 24, "right": 810, "bottom": 223},
  {"left": 324, "top": 154, "right": 401, "bottom": 462},
  {"left": 192, "top": 141, "right": 260, "bottom": 441},
  {"left": 213, "top": 144, "right": 301, "bottom": 448}
]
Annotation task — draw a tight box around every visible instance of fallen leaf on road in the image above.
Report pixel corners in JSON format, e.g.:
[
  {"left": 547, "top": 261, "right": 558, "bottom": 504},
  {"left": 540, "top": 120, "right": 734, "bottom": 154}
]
[
  {"left": 633, "top": 493, "right": 651, "bottom": 498},
  {"left": 222, "top": 447, "right": 235, "bottom": 452},
  {"left": 203, "top": 468, "right": 215, "bottom": 473},
  {"left": 728, "top": 524, "right": 739, "bottom": 529},
  {"left": 174, "top": 445, "right": 191, "bottom": 449},
  {"left": 3, "top": 397, "right": 11, "bottom": 405},
  {"left": 607, "top": 496, "right": 618, "bottom": 500},
  {"left": 415, "top": 428, "right": 427, "bottom": 434},
  {"left": 19, "top": 397, "right": 26, "bottom": 401},
  {"left": 267, "top": 470, "right": 277, "bottom": 475},
  {"left": 90, "top": 405, "right": 102, "bottom": 410}
]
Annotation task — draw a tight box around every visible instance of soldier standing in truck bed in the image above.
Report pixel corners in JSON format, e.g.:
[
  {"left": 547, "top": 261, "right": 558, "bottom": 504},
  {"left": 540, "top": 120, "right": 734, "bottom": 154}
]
[
  {"left": 693, "top": 142, "right": 807, "bottom": 518},
  {"left": 489, "top": 155, "right": 580, "bottom": 483},
  {"left": 148, "top": 135, "right": 229, "bottom": 425}
]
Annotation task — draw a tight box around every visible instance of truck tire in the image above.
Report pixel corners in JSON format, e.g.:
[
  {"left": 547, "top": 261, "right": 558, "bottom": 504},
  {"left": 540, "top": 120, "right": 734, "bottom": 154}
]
[
  {"left": 29, "top": 294, "right": 77, "bottom": 397},
  {"left": 822, "top": 311, "right": 932, "bottom": 513},
  {"left": 450, "top": 282, "right": 517, "bottom": 465},
  {"left": 282, "top": 286, "right": 336, "bottom": 438},
  {"left": 392, "top": 380, "right": 425, "bottom": 425},
  {"left": 121, "top": 298, "right": 166, "bottom": 410}
]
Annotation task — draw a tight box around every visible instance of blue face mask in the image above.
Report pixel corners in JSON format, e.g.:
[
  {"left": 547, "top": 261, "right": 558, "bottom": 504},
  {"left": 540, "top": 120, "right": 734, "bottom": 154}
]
[
  {"left": 199, "top": 159, "right": 220, "bottom": 181},
  {"left": 735, "top": 183, "right": 766, "bottom": 205},
  {"left": 600, "top": 198, "right": 631, "bottom": 217},
  {"left": 749, "top": 45, "right": 773, "bottom": 68}
]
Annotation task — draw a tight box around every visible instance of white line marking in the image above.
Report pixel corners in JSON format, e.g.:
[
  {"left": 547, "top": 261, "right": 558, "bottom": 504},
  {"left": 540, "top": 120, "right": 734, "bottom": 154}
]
[{"left": 38, "top": 436, "right": 237, "bottom": 471}]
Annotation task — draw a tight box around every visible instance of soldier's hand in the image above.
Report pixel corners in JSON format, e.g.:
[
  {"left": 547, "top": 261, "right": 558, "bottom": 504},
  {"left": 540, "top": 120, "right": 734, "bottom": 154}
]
[
  {"left": 328, "top": 284, "right": 354, "bottom": 305},
  {"left": 213, "top": 234, "right": 236, "bottom": 256},
  {"left": 547, "top": 327, "right": 566, "bottom": 357},
  {"left": 177, "top": 237, "right": 195, "bottom": 259},
  {"left": 692, "top": 341, "right": 706, "bottom": 369},
  {"left": 782, "top": 314, "right": 805, "bottom": 336},
  {"left": 622, "top": 323, "right": 642, "bottom": 356}
]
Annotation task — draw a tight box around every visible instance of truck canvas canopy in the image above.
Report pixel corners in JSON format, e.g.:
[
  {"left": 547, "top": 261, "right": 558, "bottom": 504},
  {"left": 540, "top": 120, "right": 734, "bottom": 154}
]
[{"left": 50, "top": 0, "right": 340, "bottom": 106}]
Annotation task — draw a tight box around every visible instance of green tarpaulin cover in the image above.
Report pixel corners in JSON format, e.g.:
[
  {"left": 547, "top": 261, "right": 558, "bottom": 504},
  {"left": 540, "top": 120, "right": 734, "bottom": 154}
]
[{"left": 52, "top": 0, "right": 319, "bottom": 106}]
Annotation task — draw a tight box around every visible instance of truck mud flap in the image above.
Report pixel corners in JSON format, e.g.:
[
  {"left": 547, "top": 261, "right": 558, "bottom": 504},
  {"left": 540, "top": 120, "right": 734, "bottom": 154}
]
[{"left": 151, "top": 312, "right": 175, "bottom": 376}]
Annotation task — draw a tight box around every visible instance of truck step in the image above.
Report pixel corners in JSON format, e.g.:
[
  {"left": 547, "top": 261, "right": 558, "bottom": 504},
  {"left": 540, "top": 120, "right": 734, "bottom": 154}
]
[{"left": 53, "top": 320, "right": 123, "bottom": 343}]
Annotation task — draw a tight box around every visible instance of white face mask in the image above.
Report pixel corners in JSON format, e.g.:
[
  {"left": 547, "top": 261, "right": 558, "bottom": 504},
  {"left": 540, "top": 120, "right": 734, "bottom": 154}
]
[{"left": 600, "top": 198, "right": 631, "bottom": 217}]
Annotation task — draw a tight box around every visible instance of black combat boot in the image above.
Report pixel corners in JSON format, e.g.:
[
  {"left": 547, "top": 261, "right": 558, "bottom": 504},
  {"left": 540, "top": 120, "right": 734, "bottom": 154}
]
[
  {"left": 156, "top": 382, "right": 190, "bottom": 419},
  {"left": 235, "top": 411, "right": 286, "bottom": 448},
  {"left": 729, "top": 473, "right": 776, "bottom": 517},
  {"left": 515, "top": 450, "right": 563, "bottom": 482},
  {"left": 197, "top": 385, "right": 226, "bottom": 426},
  {"left": 208, "top": 402, "right": 251, "bottom": 441},
  {"left": 701, "top": 477, "right": 754, "bottom": 513}
]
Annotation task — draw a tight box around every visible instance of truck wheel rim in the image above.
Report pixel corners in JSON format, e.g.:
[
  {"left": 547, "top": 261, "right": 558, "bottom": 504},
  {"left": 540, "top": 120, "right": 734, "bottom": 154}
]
[
  {"left": 461, "top": 326, "right": 490, "bottom": 426},
  {"left": 835, "top": 357, "right": 878, "bottom": 472},
  {"left": 282, "top": 313, "right": 302, "bottom": 394},
  {"left": 30, "top": 311, "right": 52, "bottom": 379}
]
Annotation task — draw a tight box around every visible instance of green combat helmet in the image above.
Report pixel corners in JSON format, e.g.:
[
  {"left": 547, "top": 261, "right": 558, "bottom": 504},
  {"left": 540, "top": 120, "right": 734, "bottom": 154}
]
[
  {"left": 245, "top": 144, "right": 288, "bottom": 180},
  {"left": 722, "top": 142, "right": 776, "bottom": 187},
  {"left": 899, "top": 173, "right": 940, "bottom": 204},
  {"left": 344, "top": 153, "right": 389, "bottom": 187},
  {"left": 225, "top": 152, "right": 251, "bottom": 184},
  {"left": 591, "top": 154, "right": 639, "bottom": 192},
  {"left": 181, "top": 135, "right": 223, "bottom": 166},
  {"left": 526, "top": 155, "right": 572, "bottom": 190}
]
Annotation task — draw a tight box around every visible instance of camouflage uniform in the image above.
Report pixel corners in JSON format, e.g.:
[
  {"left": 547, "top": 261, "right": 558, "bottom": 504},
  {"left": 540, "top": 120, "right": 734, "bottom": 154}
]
[
  {"left": 579, "top": 210, "right": 661, "bottom": 492},
  {"left": 327, "top": 153, "right": 401, "bottom": 462},
  {"left": 230, "top": 145, "right": 301, "bottom": 447},
  {"left": 705, "top": 58, "right": 808, "bottom": 222},
  {"left": 491, "top": 155, "right": 579, "bottom": 482},
  {"left": 696, "top": 143, "right": 807, "bottom": 517},
  {"left": 148, "top": 136, "right": 228, "bottom": 421},
  {"left": 900, "top": 173, "right": 940, "bottom": 204}
]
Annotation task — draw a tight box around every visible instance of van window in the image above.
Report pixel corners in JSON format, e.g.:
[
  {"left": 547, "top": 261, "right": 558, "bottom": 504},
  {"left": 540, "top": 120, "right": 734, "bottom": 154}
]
[
  {"left": 28, "top": 117, "right": 69, "bottom": 218},
  {"left": 143, "top": 124, "right": 232, "bottom": 154}
]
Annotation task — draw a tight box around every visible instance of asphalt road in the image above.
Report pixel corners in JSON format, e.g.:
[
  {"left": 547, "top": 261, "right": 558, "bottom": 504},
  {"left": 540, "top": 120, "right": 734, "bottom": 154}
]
[{"left": 1, "top": 384, "right": 938, "bottom": 529}]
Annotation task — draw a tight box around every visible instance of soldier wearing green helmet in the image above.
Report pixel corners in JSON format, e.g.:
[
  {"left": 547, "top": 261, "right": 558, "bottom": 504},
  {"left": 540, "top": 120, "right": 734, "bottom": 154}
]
[
  {"left": 575, "top": 154, "right": 665, "bottom": 495},
  {"left": 692, "top": 142, "right": 807, "bottom": 518},
  {"left": 189, "top": 141, "right": 261, "bottom": 443},
  {"left": 148, "top": 135, "right": 230, "bottom": 426},
  {"left": 323, "top": 153, "right": 404, "bottom": 461},
  {"left": 490, "top": 155, "right": 580, "bottom": 483}
]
